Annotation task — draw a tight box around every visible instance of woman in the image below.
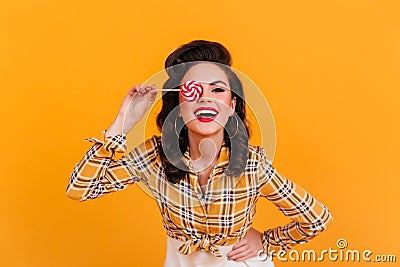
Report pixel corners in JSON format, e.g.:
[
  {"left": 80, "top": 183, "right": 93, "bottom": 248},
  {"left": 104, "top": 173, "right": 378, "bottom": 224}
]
[{"left": 66, "top": 40, "right": 333, "bottom": 267}]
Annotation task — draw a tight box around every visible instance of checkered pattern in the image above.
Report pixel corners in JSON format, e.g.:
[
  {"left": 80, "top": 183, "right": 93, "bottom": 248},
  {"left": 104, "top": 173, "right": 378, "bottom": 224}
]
[{"left": 66, "top": 130, "right": 333, "bottom": 258}]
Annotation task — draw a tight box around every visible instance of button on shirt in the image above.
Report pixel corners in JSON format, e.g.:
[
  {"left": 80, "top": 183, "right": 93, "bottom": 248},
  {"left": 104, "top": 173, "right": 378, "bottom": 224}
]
[{"left": 66, "top": 130, "right": 333, "bottom": 258}]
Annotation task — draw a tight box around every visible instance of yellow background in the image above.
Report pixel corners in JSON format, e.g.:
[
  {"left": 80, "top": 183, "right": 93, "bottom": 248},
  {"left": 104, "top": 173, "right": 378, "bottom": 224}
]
[{"left": 1, "top": 0, "right": 399, "bottom": 266}]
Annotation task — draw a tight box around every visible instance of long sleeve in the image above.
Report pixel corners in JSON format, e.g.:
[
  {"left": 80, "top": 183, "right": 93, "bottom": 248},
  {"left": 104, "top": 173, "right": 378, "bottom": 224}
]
[
  {"left": 255, "top": 147, "right": 333, "bottom": 256},
  {"left": 66, "top": 130, "right": 159, "bottom": 202}
]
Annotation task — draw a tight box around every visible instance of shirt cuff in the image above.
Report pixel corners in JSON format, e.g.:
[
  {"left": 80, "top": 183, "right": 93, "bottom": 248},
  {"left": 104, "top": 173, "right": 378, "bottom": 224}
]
[
  {"left": 83, "top": 130, "right": 127, "bottom": 157},
  {"left": 261, "top": 228, "right": 286, "bottom": 258}
]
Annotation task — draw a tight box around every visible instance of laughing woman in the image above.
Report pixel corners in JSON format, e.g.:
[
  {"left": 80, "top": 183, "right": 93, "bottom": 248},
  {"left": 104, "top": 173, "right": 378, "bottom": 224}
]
[{"left": 66, "top": 40, "right": 333, "bottom": 267}]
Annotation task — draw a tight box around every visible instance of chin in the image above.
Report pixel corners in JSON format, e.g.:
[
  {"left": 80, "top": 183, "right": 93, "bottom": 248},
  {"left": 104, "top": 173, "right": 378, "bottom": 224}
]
[{"left": 187, "top": 123, "right": 224, "bottom": 137}]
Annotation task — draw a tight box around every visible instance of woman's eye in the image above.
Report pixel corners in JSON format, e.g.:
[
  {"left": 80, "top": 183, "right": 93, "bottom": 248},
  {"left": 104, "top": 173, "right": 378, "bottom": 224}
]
[{"left": 212, "top": 87, "right": 225, "bottom": 92}]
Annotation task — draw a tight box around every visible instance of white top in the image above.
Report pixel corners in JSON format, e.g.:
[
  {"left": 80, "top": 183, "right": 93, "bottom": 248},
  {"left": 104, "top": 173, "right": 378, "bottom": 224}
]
[{"left": 163, "top": 235, "right": 275, "bottom": 267}]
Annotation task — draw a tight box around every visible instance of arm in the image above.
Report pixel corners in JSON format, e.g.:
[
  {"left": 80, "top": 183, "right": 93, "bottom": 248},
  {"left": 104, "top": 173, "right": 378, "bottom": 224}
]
[
  {"left": 66, "top": 129, "right": 159, "bottom": 202},
  {"left": 66, "top": 84, "right": 159, "bottom": 202},
  {"left": 256, "top": 148, "right": 333, "bottom": 256}
]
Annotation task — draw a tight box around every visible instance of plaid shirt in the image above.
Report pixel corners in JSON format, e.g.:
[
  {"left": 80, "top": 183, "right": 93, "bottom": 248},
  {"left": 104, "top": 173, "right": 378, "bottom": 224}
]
[{"left": 66, "top": 130, "right": 333, "bottom": 258}]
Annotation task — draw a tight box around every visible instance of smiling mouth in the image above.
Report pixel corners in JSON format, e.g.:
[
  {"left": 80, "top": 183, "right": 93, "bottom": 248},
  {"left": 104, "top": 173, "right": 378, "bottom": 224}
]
[{"left": 194, "top": 108, "right": 219, "bottom": 122}]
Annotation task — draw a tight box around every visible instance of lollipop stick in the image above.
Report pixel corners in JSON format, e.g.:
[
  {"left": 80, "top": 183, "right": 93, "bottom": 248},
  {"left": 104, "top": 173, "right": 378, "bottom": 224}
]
[{"left": 156, "top": 88, "right": 180, "bottom": 91}]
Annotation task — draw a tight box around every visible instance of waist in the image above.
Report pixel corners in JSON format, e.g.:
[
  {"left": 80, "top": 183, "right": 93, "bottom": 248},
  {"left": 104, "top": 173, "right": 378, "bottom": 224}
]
[{"left": 166, "top": 235, "right": 237, "bottom": 257}]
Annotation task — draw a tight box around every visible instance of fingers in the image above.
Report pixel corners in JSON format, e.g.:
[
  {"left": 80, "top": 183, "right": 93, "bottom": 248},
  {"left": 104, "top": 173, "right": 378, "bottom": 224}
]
[
  {"left": 149, "top": 84, "right": 157, "bottom": 95},
  {"left": 229, "top": 250, "right": 258, "bottom": 262},
  {"left": 138, "top": 84, "right": 147, "bottom": 94},
  {"left": 232, "top": 239, "right": 248, "bottom": 250},
  {"left": 129, "top": 84, "right": 157, "bottom": 97},
  {"left": 127, "top": 85, "right": 139, "bottom": 96},
  {"left": 227, "top": 245, "right": 249, "bottom": 258},
  {"left": 226, "top": 239, "right": 260, "bottom": 262},
  {"left": 227, "top": 242, "right": 249, "bottom": 260}
]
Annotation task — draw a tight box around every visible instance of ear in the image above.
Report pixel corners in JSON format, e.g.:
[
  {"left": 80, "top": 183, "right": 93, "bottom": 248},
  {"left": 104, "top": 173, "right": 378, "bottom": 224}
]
[{"left": 230, "top": 96, "right": 237, "bottom": 116}]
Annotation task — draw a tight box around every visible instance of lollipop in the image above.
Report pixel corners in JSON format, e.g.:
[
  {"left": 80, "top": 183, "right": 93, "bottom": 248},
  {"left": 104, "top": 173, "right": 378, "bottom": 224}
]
[
  {"left": 156, "top": 80, "right": 203, "bottom": 101},
  {"left": 179, "top": 80, "right": 203, "bottom": 101}
]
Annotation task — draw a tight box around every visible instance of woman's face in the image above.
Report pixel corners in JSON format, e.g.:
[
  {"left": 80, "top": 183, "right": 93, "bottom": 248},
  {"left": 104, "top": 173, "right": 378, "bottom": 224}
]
[{"left": 179, "top": 62, "right": 236, "bottom": 137}]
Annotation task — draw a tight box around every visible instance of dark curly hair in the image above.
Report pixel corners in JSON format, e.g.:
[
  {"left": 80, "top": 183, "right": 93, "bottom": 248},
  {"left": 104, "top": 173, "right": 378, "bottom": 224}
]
[{"left": 156, "top": 40, "right": 251, "bottom": 184}]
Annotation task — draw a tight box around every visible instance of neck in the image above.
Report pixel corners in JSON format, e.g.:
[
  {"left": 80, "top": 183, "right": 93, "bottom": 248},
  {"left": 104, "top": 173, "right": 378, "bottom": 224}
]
[{"left": 187, "top": 130, "right": 224, "bottom": 172}]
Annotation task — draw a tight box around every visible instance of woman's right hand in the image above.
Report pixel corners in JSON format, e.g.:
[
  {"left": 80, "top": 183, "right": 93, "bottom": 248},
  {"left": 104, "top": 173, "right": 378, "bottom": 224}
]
[{"left": 106, "top": 84, "right": 158, "bottom": 137}]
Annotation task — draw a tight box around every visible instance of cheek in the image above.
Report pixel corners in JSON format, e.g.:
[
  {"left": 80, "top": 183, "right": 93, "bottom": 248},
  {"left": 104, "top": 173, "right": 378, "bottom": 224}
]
[
  {"left": 217, "top": 96, "right": 234, "bottom": 112},
  {"left": 221, "top": 92, "right": 234, "bottom": 106},
  {"left": 179, "top": 101, "right": 195, "bottom": 120}
]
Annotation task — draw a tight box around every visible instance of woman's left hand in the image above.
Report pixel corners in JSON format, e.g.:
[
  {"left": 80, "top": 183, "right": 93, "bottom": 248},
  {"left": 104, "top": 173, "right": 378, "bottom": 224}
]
[{"left": 226, "top": 227, "right": 264, "bottom": 262}]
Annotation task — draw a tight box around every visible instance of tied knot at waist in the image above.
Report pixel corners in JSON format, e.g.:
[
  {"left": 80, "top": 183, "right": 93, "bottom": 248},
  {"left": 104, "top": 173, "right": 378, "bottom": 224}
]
[{"left": 177, "top": 233, "right": 239, "bottom": 258}]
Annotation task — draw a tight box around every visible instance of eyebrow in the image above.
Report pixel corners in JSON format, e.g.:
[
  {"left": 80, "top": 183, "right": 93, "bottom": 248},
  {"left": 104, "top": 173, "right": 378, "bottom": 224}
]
[{"left": 209, "top": 80, "right": 228, "bottom": 87}]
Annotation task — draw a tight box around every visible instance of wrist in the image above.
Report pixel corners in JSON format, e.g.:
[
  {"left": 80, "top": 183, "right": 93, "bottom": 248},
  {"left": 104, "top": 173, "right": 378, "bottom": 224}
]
[{"left": 105, "top": 121, "right": 122, "bottom": 138}]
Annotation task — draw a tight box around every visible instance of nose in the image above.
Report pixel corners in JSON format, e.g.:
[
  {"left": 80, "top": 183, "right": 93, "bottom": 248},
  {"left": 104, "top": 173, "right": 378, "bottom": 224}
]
[{"left": 197, "top": 84, "right": 212, "bottom": 103}]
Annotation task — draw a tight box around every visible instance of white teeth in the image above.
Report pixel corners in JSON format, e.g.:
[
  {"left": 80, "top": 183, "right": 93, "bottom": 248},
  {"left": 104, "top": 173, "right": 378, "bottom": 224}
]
[{"left": 195, "top": 109, "right": 218, "bottom": 117}]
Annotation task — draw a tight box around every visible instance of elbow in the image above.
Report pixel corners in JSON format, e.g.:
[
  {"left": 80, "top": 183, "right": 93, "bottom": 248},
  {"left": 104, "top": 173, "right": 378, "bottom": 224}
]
[
  {"left": 325, "top": 208, "right": 334, "bottom": 228},
  {"left": 65, "top": 173, "right": 92, "bottom": 202},
  {"left": 66, "top": 188, "right": 87, "bottom": 202},
  {"left": 317, "top": 206, "right": 334, "bottom": 232},
  {"left": 303, "top": 205, "right": 333, "bottom": 236},
  {"left": 325, "top": 204, "right": 334, "bottom": 225}
]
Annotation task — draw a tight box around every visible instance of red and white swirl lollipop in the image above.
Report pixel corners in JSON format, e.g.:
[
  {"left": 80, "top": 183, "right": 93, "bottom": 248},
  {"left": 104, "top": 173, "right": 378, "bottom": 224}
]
[
  {"left": 179, "top": 80, "right": 203, "bottom": 101},
  {"left": 156, "top": 80, "right": 203, "bottom": 101}
]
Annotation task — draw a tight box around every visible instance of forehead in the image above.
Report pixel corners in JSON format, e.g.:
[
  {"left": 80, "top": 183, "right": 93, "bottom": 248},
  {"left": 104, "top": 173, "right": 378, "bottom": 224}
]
[{"left": 181, "top": 62, "right": 229, "bottom": 84}]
